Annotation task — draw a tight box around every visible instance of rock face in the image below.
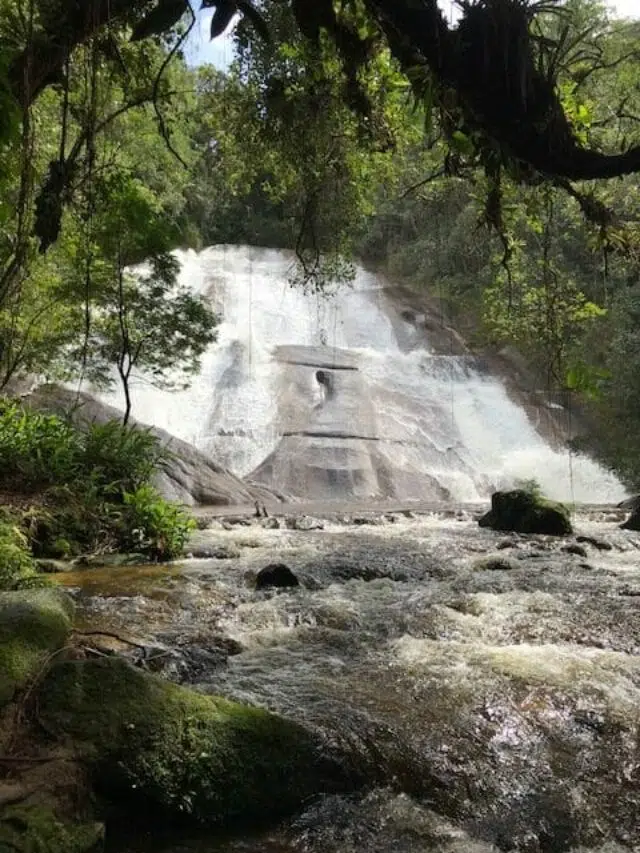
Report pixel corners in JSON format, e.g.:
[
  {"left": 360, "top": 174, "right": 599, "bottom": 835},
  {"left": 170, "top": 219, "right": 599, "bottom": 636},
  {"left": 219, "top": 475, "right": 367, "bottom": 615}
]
[
  {"left": 0, "top": 589, "right": 73, "bottom": 706},
  {"left": 478, "top": 490, "right": 572, "bottom": 536},
  {"left": 36, "top": 658, "right": 353, "bottom": 826},
  {"left": 22, "top": 384, "right": 281, "bottom": 507}
]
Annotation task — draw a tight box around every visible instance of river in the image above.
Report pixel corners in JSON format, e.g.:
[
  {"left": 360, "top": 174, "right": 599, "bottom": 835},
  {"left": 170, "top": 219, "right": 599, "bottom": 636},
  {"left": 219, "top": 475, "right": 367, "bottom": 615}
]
[{"left": 58, "top": 507, "right": 640, "bottom": 853}]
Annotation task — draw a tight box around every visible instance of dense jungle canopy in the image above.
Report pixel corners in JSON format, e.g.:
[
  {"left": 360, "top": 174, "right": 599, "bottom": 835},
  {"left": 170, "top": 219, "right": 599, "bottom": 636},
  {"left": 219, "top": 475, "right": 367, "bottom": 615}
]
[{"left": 0, "top": 0, "right": 640, "bottom": 481}]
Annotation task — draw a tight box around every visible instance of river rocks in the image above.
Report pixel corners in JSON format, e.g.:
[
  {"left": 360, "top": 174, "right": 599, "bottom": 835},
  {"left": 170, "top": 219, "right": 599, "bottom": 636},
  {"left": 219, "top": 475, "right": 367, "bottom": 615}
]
[
  {"left": 0, "top": 589, "right": 73, "bottom": 706},
  {"left": 36, "top": 658, "right": 352, "bottom": 826},
  {"left": 286, "top": 516, "right": 325, "bottom": 531},
  {"left": 478, "top": 490, "right": 572, "bottom": 536},
  {"left": 255, "top": 563, "right": 300, "bottom": 590},
  {"left": 189, "top": 544, "right": 241, "bottom": 560},
  {"left": 575, "top": 535, "right": 613, "bottom": 551},
  {"left": 0, "top": 805, "right": 104, "bottom": 853}
]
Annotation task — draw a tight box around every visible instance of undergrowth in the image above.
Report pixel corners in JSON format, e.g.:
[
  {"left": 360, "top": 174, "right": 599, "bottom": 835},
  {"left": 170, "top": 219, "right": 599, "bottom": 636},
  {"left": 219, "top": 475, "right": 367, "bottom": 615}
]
[{"left": 0, "top": 400, "right": 194, "bottom": 579}]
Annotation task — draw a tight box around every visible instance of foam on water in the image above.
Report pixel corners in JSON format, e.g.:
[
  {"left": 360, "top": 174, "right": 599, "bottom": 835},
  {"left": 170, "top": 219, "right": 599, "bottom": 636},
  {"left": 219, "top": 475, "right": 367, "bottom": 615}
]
[{"left": 97, "top": 245, "right": 626, "bottom": 503}]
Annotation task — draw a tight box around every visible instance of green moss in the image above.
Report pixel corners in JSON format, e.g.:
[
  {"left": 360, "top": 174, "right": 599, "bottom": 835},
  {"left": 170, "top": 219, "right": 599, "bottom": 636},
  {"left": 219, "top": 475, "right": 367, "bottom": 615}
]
[
  {"left": 0, "top": 804, "right": 103, "bottom": 853},
  {"left": 478, "top": 489, "right": 572, "bottom": 536},
  {"left": 0, "top": 589, "right": 73, "bottom": 706},
  {"left": 36, "top": 658, "right": 352, "bottom": 827}
]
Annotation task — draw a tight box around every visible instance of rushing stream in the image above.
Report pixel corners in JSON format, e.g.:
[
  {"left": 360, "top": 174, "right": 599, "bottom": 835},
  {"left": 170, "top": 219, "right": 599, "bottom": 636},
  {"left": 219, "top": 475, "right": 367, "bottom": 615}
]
[{"left": 58, "top": 509, "right": 640, "bottom": 853}]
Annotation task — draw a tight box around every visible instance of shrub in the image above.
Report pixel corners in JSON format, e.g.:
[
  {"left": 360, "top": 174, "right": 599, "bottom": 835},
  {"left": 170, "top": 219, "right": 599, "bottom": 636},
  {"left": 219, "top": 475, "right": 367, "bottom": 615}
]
[
  {"left": 0, "top": 401, "right": 193, "bottom": 562},
  {"left": 0, "top": 512, "right": 48, "bottom": 591},
  {"left": 122, "top": 485, "right": 195, "bottom": 561},
  {"left": 81, "top": 421, "right": 168, "bottom": 497},
  {"left": 0, "top": 401, "right": 81, "bottom": 490}
]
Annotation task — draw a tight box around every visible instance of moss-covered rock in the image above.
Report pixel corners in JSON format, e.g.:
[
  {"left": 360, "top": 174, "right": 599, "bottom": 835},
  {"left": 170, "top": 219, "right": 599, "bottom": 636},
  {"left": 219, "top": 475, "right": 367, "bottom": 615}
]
[
  {"left": 36, "top": 658, "right": 354, "bottom": 827},
  {"left": 478, "top": 490, "right": 572, "bottom": 536},
  {"left": 0, "top": 589, "right": 73, "bottom": 707},
  {"left": 0, "top": 804, "right": 103, "bottom": 853}
]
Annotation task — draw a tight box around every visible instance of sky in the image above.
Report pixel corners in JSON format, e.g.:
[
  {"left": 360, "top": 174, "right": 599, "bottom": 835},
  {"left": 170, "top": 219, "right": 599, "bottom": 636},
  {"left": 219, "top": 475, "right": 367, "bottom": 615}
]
[{"left": 185, "top": 0, "right": 640, "bottom": 69}]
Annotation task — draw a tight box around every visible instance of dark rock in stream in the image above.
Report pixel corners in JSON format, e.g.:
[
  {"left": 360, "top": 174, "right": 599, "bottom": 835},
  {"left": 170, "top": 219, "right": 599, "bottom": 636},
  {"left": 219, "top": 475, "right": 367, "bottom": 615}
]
[
  {"left": 478, "top": 489, "right": 572, "bottom": 536},
  {"left": 576, "top": 535, "right": 613, "bottom": 551},
  {"left": 620, "top": 507, "right": 640, "bottom": 531},
  {"left": 562, "top": 543, "right": 589, "bottom": 557},
  {"left": 255, "top": 563, "right": 300, "bottom": 590}
]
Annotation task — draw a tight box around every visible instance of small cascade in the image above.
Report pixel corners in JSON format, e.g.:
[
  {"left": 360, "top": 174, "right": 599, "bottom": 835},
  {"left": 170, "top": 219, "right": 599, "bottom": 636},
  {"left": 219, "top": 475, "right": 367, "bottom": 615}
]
[{"left": 97, "top": 245, "right": 626, "bottom": 504}]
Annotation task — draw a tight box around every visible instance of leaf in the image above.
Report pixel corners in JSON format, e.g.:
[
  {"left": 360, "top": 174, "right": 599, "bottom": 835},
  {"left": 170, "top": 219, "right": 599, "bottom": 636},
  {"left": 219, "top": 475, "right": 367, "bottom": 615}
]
[
  {"left": 130, "top": 0, "right": 188, "bottom": 42},
  {"left": 210, "top": 1, "right": 237, "bottom": 39},
  {"left": 450, "top": 130, "right": 475, "bottom": 157}
]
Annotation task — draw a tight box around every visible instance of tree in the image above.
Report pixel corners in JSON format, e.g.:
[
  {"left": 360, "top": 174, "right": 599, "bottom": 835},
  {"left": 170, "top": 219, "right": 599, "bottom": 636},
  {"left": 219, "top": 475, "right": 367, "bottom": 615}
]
[
  {"left": 62, "top": 174, "right": 218, "bottom": 425},
  {"left": 89, "top": 253, "right": 218, "bottom": 425},
  {"left": 4, "top": 0, "right": 640, "bottom": 185}
]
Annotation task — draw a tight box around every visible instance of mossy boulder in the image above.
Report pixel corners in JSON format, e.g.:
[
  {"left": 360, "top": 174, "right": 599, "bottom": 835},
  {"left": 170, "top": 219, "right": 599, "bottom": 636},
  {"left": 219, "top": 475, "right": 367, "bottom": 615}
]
[
  {"left": 36, "top": 658, "right": 354, "bottom": 827},
  {"left": 0, "top": 805, "right": 103, "bottom": 853},
  {"left": 478, "top": 490, "right": 572, "bottom": 536},
  {"left": 0, "top": 589, "right": 73, "bottom": 707}
]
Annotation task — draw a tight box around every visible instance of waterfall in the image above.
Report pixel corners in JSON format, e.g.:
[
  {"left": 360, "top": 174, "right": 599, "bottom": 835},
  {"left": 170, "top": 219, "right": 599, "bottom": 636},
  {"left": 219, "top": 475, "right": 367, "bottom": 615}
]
[{"left": 97, "top": 245, "right": 626, "bottom": 504}]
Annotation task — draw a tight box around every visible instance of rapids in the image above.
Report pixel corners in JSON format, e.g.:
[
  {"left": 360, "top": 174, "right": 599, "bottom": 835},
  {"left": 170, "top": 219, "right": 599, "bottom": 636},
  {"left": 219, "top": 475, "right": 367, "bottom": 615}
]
[
  {"left": 59, "top": 509, "right": 640, "bottom": 853},
  {"left": 96, "top": 245, "right": 625, "bottom": 505}
]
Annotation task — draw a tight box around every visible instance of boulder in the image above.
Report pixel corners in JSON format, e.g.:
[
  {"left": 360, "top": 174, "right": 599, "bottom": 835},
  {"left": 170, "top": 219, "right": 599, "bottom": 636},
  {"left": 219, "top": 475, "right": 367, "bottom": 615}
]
[
  {"left": 22, "top": 384, "right": 282, "bottom": 508},
  {"left": 0, "top": 589, "right": 73, "bottom": 706},
  {"left": 478, "top": 490, "right": 572, "bottom": 536},
  {"left": 0, "top": 805, "right": 103, "bottom": 853},
  {"left": 35, "top": 658, "right": 352, "bottom": 826},
  {"left": 620, "top": 508, "right": 640, "bottom": 531},
  {"left": 255, "top": 563, "right": 300, "bottom": 590}
]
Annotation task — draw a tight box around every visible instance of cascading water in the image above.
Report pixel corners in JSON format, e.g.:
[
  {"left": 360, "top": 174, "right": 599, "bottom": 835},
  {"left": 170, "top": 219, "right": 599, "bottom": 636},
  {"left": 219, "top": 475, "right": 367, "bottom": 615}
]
[{"left": 98, "top": 245, "right": 625, "bottom": 504}]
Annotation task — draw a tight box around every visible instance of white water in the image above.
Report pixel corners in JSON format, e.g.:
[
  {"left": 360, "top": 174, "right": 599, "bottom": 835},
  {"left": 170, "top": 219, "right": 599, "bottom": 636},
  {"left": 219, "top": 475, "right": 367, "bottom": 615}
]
[{"left": 98, "top": 245, "right": 625, "bottom": 504}]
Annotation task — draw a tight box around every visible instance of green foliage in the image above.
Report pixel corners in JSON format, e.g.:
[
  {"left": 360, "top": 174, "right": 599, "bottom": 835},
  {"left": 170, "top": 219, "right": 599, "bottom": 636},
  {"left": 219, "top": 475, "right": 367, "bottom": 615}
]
[
  {"left": 512, "top": 478, "right": 543, "bottom": 500},
  {"left": 0, "top": 510, "right": 46, "bottom": 591},
  {"left": 0, "top": 401, "right": 81, "bottom": 490},
  {"left": 122, "top": 484, "right": 195, "bottom": 560},
  {"left": 0, "top": 402, "right": 193, "bottom": 560},
  {"left": 82, "top": 421, "right": 167, "bottom": 495}
]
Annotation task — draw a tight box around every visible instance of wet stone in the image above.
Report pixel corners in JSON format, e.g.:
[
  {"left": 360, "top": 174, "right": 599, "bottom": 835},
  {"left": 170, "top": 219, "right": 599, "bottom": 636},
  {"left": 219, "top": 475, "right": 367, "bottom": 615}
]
[
  {"left": 473, "top": 555, "right": 519, "bottom": 572},
  {"left": 562, "top": 543, "right": 589, "bottom": 558},
  {"left": 576, "top": 535, "right": 613, "bottom": 551},
  {"left": 255, "top": 563, "right": 300, "bottom": 590},
  {"left": 188, "top": 544, "right": 241, "bottom": 560},
  {"left": 285, "top": 516, "right": 325, "bottom": 531}
]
